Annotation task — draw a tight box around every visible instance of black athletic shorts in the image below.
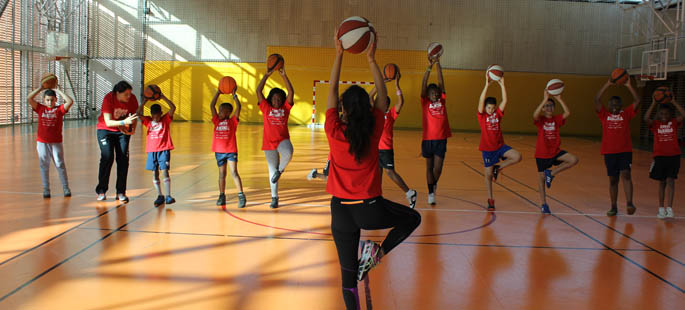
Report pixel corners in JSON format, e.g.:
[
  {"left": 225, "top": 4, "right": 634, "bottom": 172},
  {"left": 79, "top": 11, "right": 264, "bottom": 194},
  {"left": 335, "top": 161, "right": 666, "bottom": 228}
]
[
  {"left": 604, "top": 152, "right": 632, "bottom": 177},
  {"left": 379, "top": 149, "right": 395, "bottom": 169},
  {"left": 649, "top": 155, "right": 681, "bottom": 180},
  {"left": 421, "top": 139, "right": 447, "bottom": 158},
  {"left": 535, "top": 150, "right": 568, "bottom": 172}
]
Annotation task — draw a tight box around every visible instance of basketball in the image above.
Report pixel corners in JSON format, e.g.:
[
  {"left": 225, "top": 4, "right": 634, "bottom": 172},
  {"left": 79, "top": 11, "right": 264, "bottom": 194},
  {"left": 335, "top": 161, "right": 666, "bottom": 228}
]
[
  {"left": 118, "top": 120, "right": 136, "bottom": 135},
  {"left": 337, "top": 16, "right": 375, "bottom": 54},
  {"left": 427, "top": 42, "right": 443, "bottom": 60},
  {"left": 267, "top": 53, "right": 284, "bottom": 72},
  {"left": 610, "top": 68, "right": 629, "bottom": 85},
  {"left": 487, "top": 64, "right": 504, "bottom": 81},
  {"left": 546, "top": 79, "right": 565, "bottom": 95},
  {"left": 384, "top": 63, "right": 399, "bottom": 80},
  {"left": 41, "top": 74, "right": 57, "bottom": 89},
  {"left": 653, "top": 86, "right": 673, "bottom": 104},
  {"left": 218, "top": 76, "right": 237, "bottom": 94},
  {"left": 143, "top": 84, "right": 161, "bottom": 100}
]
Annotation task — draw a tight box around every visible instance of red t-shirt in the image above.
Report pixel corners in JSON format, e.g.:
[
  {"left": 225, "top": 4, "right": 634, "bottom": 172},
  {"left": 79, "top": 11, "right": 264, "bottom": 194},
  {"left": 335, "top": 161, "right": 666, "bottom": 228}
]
[
  {"left": 534, "top": 115, "right": 566, "bottom": 158},
  {"left": 650, "top": 119, "right": 682, "bottom": 157},
  {"left": 477, "top": 108, "right": 505, "bottom": 152},
  {"left": 597, "top": 105, "right": 635, "bottom": 154},
  {"left": 34, "top": 104, "right": 66, "bottom": 143},
  {"left": 325, "top": 107, "right": 384, "bottom": 199},
  {"left": 97, "top": 92, "right": 139, "bottom": 132},
  {"left": 141, "top": 114, "right": 174, "bottom": 152},
  {"left": 379, "top": 108, "right": 398, "bottom": 150},
  {"left": 260, "top": 99, "right": 292, "bottom": 150},
  {"left": 212, "top": 115, "right": 239, "bottom": 153},
  {"left": 421, "top": 93, "right": 451, "bottom": 140}
]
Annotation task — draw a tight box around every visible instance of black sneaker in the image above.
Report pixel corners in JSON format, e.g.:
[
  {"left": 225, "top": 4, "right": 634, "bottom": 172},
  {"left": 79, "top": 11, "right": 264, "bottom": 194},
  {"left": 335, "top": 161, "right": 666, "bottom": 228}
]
[
  {"left": 626, "top": 203, "right": 636, "bottom": 215},
  {"left": 117, "top": 194, "right": 129, "bottom": 203},
  {"left": 154, "top": 195, "right": 165, "bottom": 206},
  {"left": 270, "top": 197, "right": 279, "bottom": 209},
  {"left": 271, "top": 170, "right": 282, "bottom": 184},
  {"left": 216, "top": 193, "right": 226, "bottom": 206},
  {"left": 492, "top": 165, "right": 501, "bottom": 181},
  {"left": 238, "top": 192, "right": 247, "bottom": 208},
  {"left": 165, "top": 196, "right": 176, "bottom": 204},
  {"left": 43, "top": 189, "right": 51, "bottom": 199},
  {"left": 63, "top": 188, "right": 71, "bottom": 197}
]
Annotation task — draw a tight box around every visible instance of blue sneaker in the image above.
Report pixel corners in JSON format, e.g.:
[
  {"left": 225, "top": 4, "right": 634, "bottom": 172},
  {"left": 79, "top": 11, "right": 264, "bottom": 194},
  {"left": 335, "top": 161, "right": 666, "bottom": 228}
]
[
  {"left": 154, "top": 195, "right": 165, "bottom": 206},
  {"left": 541, "top": 204, "right": 551, "bottom": 214},
  {"left": 165, "top": 196, "right": 176, "bottom": 204},
  {"left": 544, "top": 170, "right": 554, "bottom": 188}
]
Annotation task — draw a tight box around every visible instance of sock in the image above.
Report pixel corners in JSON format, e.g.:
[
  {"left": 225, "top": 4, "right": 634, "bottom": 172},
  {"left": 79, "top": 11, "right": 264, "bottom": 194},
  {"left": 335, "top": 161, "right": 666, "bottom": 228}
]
[
  {"left": 428, "top": 183, "right": 434, "bottom": 194},
  {"left": 153, "top": 179, "right": 162, "bottom": 196},
  {"left": 163, "top": 178, "right": 171, "bottom": 196}
]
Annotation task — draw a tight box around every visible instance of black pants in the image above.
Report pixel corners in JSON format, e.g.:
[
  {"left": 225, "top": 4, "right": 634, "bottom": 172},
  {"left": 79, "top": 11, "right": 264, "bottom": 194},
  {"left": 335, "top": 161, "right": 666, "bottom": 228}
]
[
  {"left": 330, "top": 196, "right": 421, "bottom": 310},
  {"left": 95, "top": 129, "right": 131, "bottom": 195}
]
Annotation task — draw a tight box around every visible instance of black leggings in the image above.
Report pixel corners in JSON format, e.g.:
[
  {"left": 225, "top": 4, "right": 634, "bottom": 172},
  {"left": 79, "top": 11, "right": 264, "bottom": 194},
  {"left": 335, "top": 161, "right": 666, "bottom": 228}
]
[
  {"left": 95, "top": 129, "right": 131, "bottom": 195},
  {"left": 330, "top": 196, "right": 421, "bottom": 310}
]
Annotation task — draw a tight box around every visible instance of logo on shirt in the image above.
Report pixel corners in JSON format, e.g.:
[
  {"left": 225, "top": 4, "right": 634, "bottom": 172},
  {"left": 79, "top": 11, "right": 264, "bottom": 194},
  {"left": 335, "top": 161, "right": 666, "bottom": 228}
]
[
  {"left": 429, "top": 101, "right": 444, "bottom": 116},
  {"left": 148, "top": 121, "right": 163, "bottom": 139},
  {"left": 269, "top": 109, "right": 285, "bottom": 118},
  {"left": 658, "top": 122, "right": 674, "bottom": 135},
  {"left": 216, "top": 120, "right": 231, "bottom": 134},
  {"left": 606, "top": 114, "right": 624, "bottom": 122},
  {"left": 543, "top": 122, "right": 555, "bottom": 132}
]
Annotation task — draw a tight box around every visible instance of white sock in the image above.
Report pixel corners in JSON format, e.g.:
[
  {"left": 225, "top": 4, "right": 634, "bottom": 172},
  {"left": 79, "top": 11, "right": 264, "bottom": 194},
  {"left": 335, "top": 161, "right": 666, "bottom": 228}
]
[
  {"left": 163, "top": 178, "right": 171, "bottom": 196},
  {"left": 153, "top": 179, "right": 162, "bottom": 196}
]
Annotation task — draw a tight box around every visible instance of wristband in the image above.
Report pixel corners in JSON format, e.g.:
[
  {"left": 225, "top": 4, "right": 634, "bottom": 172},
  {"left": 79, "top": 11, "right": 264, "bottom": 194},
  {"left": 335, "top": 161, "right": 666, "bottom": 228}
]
[
  {"left": 120, "top": 120, "right": 125, "bottom": 126},
  {"left": 396, "top": 90, "right": 403, "bottom": 96}
]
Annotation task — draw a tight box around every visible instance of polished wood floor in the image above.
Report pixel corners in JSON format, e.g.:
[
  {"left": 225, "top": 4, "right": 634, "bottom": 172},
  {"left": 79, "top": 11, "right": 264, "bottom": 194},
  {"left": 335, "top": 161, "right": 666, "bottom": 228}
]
[{"left": 0, "top": 122, "right": 683, "bottom": 309}]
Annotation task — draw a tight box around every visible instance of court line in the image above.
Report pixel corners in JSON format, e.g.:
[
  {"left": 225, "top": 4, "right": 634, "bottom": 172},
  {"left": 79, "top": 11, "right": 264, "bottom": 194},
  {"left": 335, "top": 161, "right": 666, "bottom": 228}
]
[
  {"left": 500, "top": 173, "right": 685, "bottom": 267},
  {"left": 364, "top": 275, "right": 372, "bottom": 310},
  {"left": 75, "top": 227, "right": 653, "bottom": 252},
  {"left": 461, "top": 161, "right": 685, "bottom": 293}
]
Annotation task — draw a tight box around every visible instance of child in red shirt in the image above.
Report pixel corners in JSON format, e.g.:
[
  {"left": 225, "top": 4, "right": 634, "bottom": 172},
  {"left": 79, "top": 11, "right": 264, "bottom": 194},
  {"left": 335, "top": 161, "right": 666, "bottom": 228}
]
[
  {"left": 210, "top": 88, "right": 246, "bottom": 208},
  {"left": 420, "top": 56, "right": 451, "bottom": 205},
  {"left": 327, "top": 34, "right": 420, "bottom": 310},
  {"left": 643, "top": 99, "right": 684, "bottom": 219},
  {"left": 595, "top": 78, "right": 640, "bottom": 216},
  {"left": 256, "top": 67, "right": 295, "bottom": 209},
  {"left": 27, "top": 85, "right": 74, "bottom": 198},
  {"left": 532, "top": 91, "right": 579, "bottom": 214},
  {"left": 477, "top": 76, "right": 522, "bottom": 210},
  {"left": 369, "top": 73, "right": 418, "bottom": 208},
  {"left": 136, "top": 92, "right": 177, "bottom": 207}
]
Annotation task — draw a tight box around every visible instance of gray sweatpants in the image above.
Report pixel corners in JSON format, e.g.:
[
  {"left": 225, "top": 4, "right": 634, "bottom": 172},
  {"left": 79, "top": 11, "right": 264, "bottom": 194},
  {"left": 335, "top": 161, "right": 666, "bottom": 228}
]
[
  {"left": 37, "top": 142, "right": 69, "bottom": 191},
  {"left": 264, "top": 139, "right": 294, "bottom": 198}
]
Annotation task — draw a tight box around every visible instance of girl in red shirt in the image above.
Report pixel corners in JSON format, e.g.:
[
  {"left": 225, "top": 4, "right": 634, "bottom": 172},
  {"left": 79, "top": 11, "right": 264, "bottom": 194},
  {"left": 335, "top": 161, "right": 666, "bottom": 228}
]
[
  {"left": 532, "top": 90, "right": 579, "bottom": 214},
  {"left": 643, "top": 99, "right": 684, "bottom": 219},
  {"left": 256, "top": 67, "right": 295, "bottom": 209},
  {"left": 326, "top": 33, "right": 421, "bottom": 310}
]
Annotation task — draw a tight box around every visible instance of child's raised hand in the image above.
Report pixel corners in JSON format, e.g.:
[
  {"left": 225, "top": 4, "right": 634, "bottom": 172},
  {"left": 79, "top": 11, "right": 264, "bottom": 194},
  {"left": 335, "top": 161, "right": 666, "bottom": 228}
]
[
  {"left": 366, "top": 35, "right": 377, "bottom": 60},
  {"left": 334, "top": 27, "right": 344, "bottom": 55}
]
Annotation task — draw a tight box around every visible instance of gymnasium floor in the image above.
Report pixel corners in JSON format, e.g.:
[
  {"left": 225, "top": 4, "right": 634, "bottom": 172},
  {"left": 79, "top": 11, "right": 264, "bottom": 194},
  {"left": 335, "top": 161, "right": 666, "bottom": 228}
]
[{"left": 0, "top": 121, "right": 683, "bottom": 310}]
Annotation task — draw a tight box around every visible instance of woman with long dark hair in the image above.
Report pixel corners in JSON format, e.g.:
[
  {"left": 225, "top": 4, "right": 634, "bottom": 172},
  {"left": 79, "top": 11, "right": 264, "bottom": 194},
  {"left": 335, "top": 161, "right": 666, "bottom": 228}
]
[{"left": 326, "top": 32, "right": 421, "bottom": 310}]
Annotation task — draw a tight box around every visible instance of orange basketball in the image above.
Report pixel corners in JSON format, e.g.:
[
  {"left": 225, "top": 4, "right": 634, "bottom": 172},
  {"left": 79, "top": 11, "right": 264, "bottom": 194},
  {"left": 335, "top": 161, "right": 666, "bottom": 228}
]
[
  {"left": 267, "top": 54, "right": 284, "bottom": 72},
  {"left": 218, "top": 76, "right": 237, "bottom": 94},
  {"left": 383, "top": 63, "right": 399, "bottom": 80},
  {"left": 41, "top": 74, "right": 57, "bottom": 89},
  {"left": 143, "top": 84, "right": 161, "bottom": 100},
  {"left": 610, "top": 68, "right": 629, "bottom": 85},
  {"left": 653, "top": 86, "right": 673, "bottom": 104}
]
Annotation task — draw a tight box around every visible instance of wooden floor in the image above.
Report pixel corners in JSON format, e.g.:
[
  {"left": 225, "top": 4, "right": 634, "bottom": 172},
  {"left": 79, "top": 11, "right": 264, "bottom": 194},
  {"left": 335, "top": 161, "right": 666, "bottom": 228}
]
[{"left": 0, "top": 121, "right": 683, "bottom": 310}]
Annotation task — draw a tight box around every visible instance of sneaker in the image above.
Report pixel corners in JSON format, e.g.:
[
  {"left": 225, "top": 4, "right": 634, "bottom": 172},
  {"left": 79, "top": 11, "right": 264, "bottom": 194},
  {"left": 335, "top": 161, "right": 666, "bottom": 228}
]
[
  {"left": 216, "top": 193, "right": 226, "bottom": 206},
  {"left": 358, "top": 240, "right": 382, "bottom": 281},
  {"left": 666, "top": 207, "right": 674, "bottom": 218},
  {"left": 63, "top": 188, "right": 71, "bottom": 197},
  {"left": 487, "top": 199, "right": 495, "bottom": 211},
  {"left": 238, "top": 192, "right": 247, "bottom": 208},
  {"left": 544, "top": 170, "right": 554, "bottom": 189},
  {"left": 270, "top": 197, "right": 279, "bottom": 209},
  {"left": 626, "top": 203, "right": 636, "bottom": 215},
  {"left": 271, "top": 170, "right": 282, "bottom": 184},
  {"left": 165, "top": 196, "right": 176, "bottom": 204},
  {"left": 406, "top": 189, "right": 417, "bottom": 209},
  {"left": 43, "top": 189, "right": 51, "bottom": 199},
  {"left": 541, "top": 203, "right": 551, "bottom": 214},
  {"left": 117, "top": 194, "right": 129, "bottom": 203},
  {"left": 97, "top": 193, "right": 106, "bottom": 201},
  {"left": 607, "top": 207, "right": 618, "bottom": 216},
  {"left": 154, "top": 195, "right": 165, "bottom": 206},
  {"left": 307, "top": 169, "right": 318, "bottom": 181},
  {"left": 427, "top": 193, "right": 436, "bottom": 205},
  {"left": 492, "top": 165, "right": 501, "bottom": 181},
  {"left": 657, "top": 207, "right": 667, "bottom": 219}
]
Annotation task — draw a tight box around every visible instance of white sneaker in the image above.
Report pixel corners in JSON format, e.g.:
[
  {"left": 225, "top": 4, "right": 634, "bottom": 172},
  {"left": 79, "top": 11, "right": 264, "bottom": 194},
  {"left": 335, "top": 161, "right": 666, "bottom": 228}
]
[
  {"left": 657, "top": 207, "right": 667, "bottom": 219},
  {"left": 306, "top": 169, "right": 318, "bottom": 181},
  {"left": 97, "top": 193, "right": 106, "bottom": 201},
  {"left": 406, "top": 189, "right": 417, "bottom": 209},
  {"left": 428, "top": 193, "right": 436, "bottom": 205},
  {"left": 666, "top": 207, "right": 674, "bottom": 218}
]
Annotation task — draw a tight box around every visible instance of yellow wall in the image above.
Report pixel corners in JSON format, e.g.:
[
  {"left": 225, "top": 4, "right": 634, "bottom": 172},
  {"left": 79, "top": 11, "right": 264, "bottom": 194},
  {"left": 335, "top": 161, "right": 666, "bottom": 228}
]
[{"left": 144, "top": 46, "right": 640, "bottom": 137}]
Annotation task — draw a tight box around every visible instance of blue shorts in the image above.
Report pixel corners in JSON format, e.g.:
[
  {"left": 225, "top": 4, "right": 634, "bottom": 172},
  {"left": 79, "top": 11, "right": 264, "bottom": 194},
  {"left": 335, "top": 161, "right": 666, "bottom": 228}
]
[
  {"left": 421, "top": 139, "right": 447, "bottom": 158},
  {"left": 481, "top": 144, "right": 512, "bottom": 168},
  {"left": 146, "top": 150, "right": 171, "bottom": 171},
  {"left": 216, "top": 152, "right": 238, "bottom": 166}
]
